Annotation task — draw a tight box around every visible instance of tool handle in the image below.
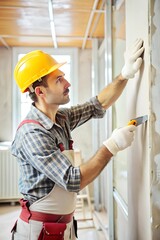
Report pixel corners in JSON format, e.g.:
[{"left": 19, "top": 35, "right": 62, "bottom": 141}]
[{"left": 128, "top": 119, "right": 137, "bottom": 126}]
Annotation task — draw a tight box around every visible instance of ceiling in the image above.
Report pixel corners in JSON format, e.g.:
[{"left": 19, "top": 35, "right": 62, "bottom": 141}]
[{"left": 0, "top": 0, "right": 105, "bottom": 49}]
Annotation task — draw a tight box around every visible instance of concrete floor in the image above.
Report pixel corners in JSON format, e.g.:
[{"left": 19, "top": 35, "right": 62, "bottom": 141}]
[{"left": 0, "top": 202, "right": 106, "bottom": 240}]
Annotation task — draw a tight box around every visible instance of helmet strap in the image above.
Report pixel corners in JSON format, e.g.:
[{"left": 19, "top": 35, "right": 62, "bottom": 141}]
[
  {"left": 28, "top": 78, "right": 43, "bottom": 93},
  {"left": 28, "top": 85, "right": 35, "bottom": 93}
]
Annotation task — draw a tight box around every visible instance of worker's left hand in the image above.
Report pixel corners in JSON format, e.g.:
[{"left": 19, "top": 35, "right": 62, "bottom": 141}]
[{"left": 121, "top": 38, "right": 144, "bottom": 79}]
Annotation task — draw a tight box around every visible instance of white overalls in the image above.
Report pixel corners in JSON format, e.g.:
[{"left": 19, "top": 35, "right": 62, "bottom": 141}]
[{"left": 12, "top": 150, "right": 77, "bottom": 240}]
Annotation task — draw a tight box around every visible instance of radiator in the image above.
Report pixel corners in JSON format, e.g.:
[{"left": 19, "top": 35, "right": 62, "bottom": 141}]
[{"left": 0, "top": 145, "right": 21, "bottom": 202}]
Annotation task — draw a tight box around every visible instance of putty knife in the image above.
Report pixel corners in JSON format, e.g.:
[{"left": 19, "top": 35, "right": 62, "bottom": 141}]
[{"left": 128, "top": 115, "right": 148, "bottom": 126}]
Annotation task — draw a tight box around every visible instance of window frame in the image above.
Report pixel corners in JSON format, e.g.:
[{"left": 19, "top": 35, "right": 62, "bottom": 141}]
[{"left": 12, "top": 47, "right": 79, "bottom": 137}]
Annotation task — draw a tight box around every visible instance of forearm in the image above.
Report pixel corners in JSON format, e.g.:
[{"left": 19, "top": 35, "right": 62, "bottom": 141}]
[
  {"left": 79, "top": 145, "right": 113, "bottom": 190},
  {"left": 97, "top": 74, "right": 128, "bottom": 110}
]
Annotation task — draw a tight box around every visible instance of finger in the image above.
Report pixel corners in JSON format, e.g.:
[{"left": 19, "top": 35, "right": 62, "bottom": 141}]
[
  {"left": 112, "top": 128, "right": 118, "bottom": 134},
  {"left": 126, "top": 125, "right": 136, "bottom": 132},
  {"left": 131, "top": 46, "right": 144, "bottom": 61},
  {"left": 132, "top": 39, "right": 144, "bottom": 53},
  {"left": 133, "top": 58, "right": 143, "bottom": 72},
  {"left": 129, "top": 38, "right": 140, "bottom": 49}
]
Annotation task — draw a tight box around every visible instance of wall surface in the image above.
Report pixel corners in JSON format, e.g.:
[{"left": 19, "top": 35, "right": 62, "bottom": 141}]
[
  {"left": 126, "top": 0, "right": 151, "bottom": 239},
  {"left": 72, "top": 49, "right": 93, "bottom": 161},
  {"left": 0, "top": 47, "right": 12, "bottom": 141},
  {"left": 112, "top": 3, "right": 127, "bottom": 204},
  {"left": 112, "top": 1, "right": 160, "bottom": 239},
  {"left": 150, "top": 0, "right": 160, "bottom": 238}
]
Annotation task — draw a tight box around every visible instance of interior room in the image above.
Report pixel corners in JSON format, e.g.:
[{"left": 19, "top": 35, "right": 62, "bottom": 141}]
[{"left": 0, "top": 0, "right": 160, "bottom": 240}]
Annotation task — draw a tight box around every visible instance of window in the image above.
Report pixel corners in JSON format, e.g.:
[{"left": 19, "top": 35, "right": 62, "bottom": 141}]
[{"left": 12, "top": 47, "right": 78, "bottom": 137}]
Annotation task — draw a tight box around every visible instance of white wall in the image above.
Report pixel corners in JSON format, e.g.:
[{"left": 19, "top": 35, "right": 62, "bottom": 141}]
[
  {"left": 150, "top": 0, "right": 160, "bottom": 238},
  {"left": 0, "top": 47, "right": 12, "bottom": 141},
  {"left": 126, "top": 0, "right": 151, "bottom": 239},
  {"left": 111, "top": 0, "right": 159, "bottom": 239},
  {"left": 72, "top": 49, "right": 93, "bottom": 161}
]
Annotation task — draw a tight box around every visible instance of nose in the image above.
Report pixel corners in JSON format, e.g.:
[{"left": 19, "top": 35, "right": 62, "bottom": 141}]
[{"left": 64, "top": 78, "right": 71, "bottom": 88}]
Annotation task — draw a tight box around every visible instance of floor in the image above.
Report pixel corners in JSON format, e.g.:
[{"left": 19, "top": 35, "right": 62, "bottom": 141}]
[{"left": 0, "top": 202, "right": 107, "bottom": 240}]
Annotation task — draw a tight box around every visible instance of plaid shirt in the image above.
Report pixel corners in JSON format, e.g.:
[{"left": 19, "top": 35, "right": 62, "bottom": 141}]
[{"left": 11, "top": 97, "right": 106, "bottom": 204}]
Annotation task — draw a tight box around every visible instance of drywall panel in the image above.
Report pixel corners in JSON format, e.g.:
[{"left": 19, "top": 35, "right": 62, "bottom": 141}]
[
  {"left": 125, "top": 0, "right": 151, "bottom": 240},
  {"left": 150, "top": 0, "right": 160, "bottom": 238}
]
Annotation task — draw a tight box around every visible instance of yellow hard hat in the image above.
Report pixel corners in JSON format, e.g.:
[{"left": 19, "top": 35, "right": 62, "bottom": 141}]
[{"left": 14, "top": 50, "right": 66, "bottom": 93}]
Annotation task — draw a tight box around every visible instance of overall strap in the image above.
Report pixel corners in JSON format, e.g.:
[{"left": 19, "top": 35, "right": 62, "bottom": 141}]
[
  {"left": 17, "top": 119, "right": 43, "bottom": 130},
  {"left": 17, "top": 119, "right": 73, "bottom": 150}
]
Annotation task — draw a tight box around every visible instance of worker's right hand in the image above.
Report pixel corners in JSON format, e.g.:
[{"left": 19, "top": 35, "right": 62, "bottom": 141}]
[
  {"left": 103, "top": 125, "right": 136, "bottom": 155},
  {"left": 121, "top": 38, "right": 144, "bottom": 79}
]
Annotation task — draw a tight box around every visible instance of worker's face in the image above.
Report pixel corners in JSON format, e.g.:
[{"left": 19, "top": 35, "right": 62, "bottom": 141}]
[{"left": 43, "top": 69, "right": 71, "bottom": 105}]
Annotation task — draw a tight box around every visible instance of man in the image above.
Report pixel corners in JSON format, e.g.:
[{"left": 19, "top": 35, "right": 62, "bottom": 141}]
[{"left": 11, "top": 38, "right": 144, "bottom": 240}]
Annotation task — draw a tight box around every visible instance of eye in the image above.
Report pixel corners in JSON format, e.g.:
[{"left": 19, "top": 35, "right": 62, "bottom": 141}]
[
  {"left": 56, "top": 75, "right": 65, "bottom": 84},
  {"left": 56, "top": 76, "right": 63, "bottom": 83}
]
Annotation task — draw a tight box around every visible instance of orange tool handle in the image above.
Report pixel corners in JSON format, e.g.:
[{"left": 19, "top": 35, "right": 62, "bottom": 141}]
[{"left": 128, "top": 119, "right": 137, "bottom": 126}]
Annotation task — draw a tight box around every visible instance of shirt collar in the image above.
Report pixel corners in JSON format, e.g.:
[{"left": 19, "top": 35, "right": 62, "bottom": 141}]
[{"left": 29, "top": 104, "right": 66, "bottom": 130}]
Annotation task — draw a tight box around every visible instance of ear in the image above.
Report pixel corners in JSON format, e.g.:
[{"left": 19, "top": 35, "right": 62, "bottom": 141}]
[{"left": 35, "top": 87, "right": 44, "bottom": 97}]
